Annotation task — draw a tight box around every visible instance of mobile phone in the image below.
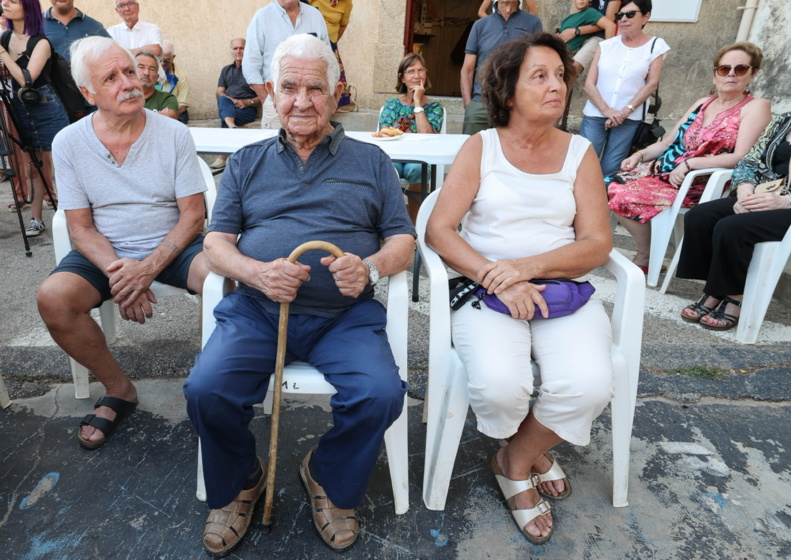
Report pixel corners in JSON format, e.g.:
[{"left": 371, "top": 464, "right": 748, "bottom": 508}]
[{"left": 754, "top": 178, "right": 785, "bottom": 194}]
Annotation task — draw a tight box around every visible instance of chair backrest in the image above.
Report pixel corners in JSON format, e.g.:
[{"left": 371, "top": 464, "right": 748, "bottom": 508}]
[{"left": 197, "top": 157, "right": 218, "bottom": 224}]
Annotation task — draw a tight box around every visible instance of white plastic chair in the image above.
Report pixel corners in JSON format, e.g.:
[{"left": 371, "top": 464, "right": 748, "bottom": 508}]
[
  {"left": 52, "top": 157, "right": 217, "bottom": 399},
  {"left": 416, "top": 190, "right": 646, "bottom": 510},
  {"left": 195, "top": 269, "right": 411, "bottom": 514},
  {"left": 646, "top": 168, "right": 728, "bottom": 287},
  {"left": 659, "top": 170, "right": 734, "bottom": 294},
  {"left": 735, "top": 226, "right": 791, "bottom": 343}
]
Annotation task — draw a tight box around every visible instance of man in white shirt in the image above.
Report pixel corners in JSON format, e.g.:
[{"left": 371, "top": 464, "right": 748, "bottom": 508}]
[
  {"left": 107, "top": 0, "right": 162, "bottom": 57},
  {"left": 242, "top": 0, "right": 329, "bottom": 128}
]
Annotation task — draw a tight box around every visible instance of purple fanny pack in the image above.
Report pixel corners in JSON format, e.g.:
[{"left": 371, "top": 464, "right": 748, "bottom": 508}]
[{"left": 472, "top": 278, "right": 595, "bottom": 319}]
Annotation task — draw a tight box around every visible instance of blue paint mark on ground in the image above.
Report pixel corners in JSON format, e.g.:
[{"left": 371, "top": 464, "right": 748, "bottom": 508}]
[
  {"left": 703, "top": 492, "right": 728, "bottom": 508},
  {"left": 430, "top": 528, "right": 449, "bottom": 547},
  {"left": 20, "top": 472, "right": 60, "bottom": 510}
]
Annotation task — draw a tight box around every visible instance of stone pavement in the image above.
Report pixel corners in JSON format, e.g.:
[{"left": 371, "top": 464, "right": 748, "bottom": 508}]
[{"left": 1, "top": 177, "right": 791, "bottom": 560}]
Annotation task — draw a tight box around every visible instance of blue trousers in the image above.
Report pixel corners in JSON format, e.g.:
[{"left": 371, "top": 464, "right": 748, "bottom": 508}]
[
  {"left": 579, "top": 116, "right": 641, "bottom": 179},
  {"left": 217, "top": 96, "right": 257, "bottom": 128},
  {"left": 184, "top": 292, "right": 407, "bottom": 510}
]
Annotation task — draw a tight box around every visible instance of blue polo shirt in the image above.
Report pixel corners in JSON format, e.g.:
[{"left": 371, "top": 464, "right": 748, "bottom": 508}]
[
  {"left": 43, "top": 8, "right": 110, "bottom": 61},
  {"left": 465, "top": 9, "right": 543, "bottom": 102},
  {"left": 210, "top": 123, "right": 416, "bottom": 318}
]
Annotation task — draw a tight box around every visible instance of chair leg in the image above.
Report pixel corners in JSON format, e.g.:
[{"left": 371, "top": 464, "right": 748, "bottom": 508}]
[
  {"left": 659, "top": 239, "right": 684, "bottom": 295},
  {"left": 98, "top": 300, "right": 117, "bottom": 344},
  {"left": 648, "top": 210, "right": 676, "bottom": 287},
  {"left": 383, "top": 396, "right": 410, "bottom": 514},
  {"left": 736, "top": 243, "right": 780, "bottom": 344},
  {"left": 610, "top": 352, "right": 634, "bottom": 507},
  {"left": 412, "top": 249, "right": 421, "bottom": 303},
  {"left": 0, "top": 372, "right": 11, "bottom": 409},
  {"left": 71, "top": 358, "right": 91, "bottom": 399},
  {"left": 196, "top": 439, "right": 207, "bottom": 501},
  {"left": 422, "top": 351, "right": 471, "bottom": 511}
]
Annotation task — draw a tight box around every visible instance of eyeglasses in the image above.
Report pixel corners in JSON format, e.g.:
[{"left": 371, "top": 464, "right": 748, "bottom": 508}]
[
  {"left": 615, "top": 10, "right": 642, "bottom": 20},
  {"left": 116, "top": 1, "right": 138, "bottom": 10},
  {"left": 714, "top": 64, "right": 752, "bottom": 77}
]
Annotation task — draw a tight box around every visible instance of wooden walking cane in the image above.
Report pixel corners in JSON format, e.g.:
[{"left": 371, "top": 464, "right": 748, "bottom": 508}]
[{"left": 262, "top": 240, "right": 345, "bottom": 528}]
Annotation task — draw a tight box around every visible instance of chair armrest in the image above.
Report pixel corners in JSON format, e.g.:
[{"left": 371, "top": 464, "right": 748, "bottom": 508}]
[
  {"left": 698, "top": 169, "right": 733, "bottom": 204},
  {"left": 201, "top": 271, "right": 232, "bottom": 348},
  {"left": 603, "top": 249, "right": 645, "bottom": 378},
  {"left": 52, "top": 209, "right": 73, "bottom": 265},
  {"left": 668, "top": 168, "right": 725, "bottom": 213}
]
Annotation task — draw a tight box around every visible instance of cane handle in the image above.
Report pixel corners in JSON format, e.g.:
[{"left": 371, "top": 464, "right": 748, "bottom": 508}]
[{"left": 287, "top": 240, "right": 345, "bottom": 263}]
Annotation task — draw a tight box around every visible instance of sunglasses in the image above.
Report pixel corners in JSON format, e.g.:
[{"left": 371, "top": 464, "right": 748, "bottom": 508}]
[
  {"left": 615, "top": 10, "right": 642, "bottom": 20},
  {"left": 714, "top": 64, "right": 752, "bottom": 77}
]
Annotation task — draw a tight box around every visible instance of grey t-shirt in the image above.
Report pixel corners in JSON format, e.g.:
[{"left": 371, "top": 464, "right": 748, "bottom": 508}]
[{"left": 53, "top": 110, "right": 206, "bottom": 260}]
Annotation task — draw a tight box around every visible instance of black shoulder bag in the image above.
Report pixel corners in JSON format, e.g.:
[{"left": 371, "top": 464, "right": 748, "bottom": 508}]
[{"left": 630, "top": 38, "right": 666, "bottom": 153}]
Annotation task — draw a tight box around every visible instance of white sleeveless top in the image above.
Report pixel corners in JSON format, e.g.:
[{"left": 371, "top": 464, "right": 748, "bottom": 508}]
[{"left": 460, "top": 128, "right": 591, "bottom": 262}]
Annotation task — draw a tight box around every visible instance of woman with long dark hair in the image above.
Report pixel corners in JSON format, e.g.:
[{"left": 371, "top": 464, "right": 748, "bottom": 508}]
[{"left": 0, "top": 0, "right": 69, "bottom": 236}]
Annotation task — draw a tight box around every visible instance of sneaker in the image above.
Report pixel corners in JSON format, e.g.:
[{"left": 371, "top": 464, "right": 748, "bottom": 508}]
[
  {"left": 25, "top": 218, "right": 46, "bottom": 237},
  {"left": 209, "top": 157, "right": 226, "bottom": 169}
]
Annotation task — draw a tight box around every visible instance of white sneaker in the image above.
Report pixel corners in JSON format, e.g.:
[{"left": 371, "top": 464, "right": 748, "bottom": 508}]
[{"left": 25, "top": 218, "right": 46, "bottom": 237}]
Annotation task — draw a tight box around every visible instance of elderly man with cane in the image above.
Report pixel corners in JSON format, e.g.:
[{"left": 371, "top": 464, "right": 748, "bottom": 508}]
[{"left": 184, "top": 33, "right": 415, "bottom": 556}]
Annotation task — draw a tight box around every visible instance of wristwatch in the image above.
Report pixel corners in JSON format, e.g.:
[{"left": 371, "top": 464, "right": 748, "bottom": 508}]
[
  {"left": 413, "top": 106, "right": 424, "bottom": 114},
  {"left": 626, "top": 104, "right": 636, "bottom": 112},
  {"left": 363, "top": 258, "right": 380, "bottom": 287},
  {"left": 574, "top": 27, "right": 581, "bottom": 37}
]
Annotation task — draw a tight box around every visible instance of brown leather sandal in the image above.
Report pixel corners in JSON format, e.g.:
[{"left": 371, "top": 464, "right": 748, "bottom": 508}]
[
  {"left": 299, "top": 447, "right": 359, "bottom": 551},
  {"left": 203, "top": 457, "right": 266, "bottom": 558},
  {"left": 700, "top": 296, "right": 741, "bottom": 331}
]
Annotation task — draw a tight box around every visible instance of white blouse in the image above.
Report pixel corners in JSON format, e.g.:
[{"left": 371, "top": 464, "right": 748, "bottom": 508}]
[{"left": 583, "top": 35, "right": 670, "bottom": 121}]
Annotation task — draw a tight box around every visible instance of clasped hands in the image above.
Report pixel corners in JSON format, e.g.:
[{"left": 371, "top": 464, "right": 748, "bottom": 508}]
[
  {"left": 734, "top": 190, "right": 788, "bottom": 214},
  {"left": 106, "top": 258, "right": 158, "bottom": 324},
  {"left": 477, "top": 259, "right": 548, "bottom": 320},
  {"left": 254, "top": 253, "right": 369, "bottom": 303},
  {"left": 603, "top": 107, "right": 630, "bottom": 129}
]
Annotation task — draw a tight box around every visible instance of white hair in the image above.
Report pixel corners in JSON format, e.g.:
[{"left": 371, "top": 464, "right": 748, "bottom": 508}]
[
  {"left": 161, "top": 40, "right": 175, "bottom": 56},
  {"left": 270, "top": 34, "right": 339, "bottom": 90},
  {"left": 71, "top": 36, "right": 134, "bottom": 93},
  {"left": 135, "top": 49, "right": 160, "bottom": 71}
]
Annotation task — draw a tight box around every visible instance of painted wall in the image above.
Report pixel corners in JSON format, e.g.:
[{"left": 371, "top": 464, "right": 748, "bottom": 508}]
[{"left": 38, "top": 1, "right": 789, "bottom": 123}]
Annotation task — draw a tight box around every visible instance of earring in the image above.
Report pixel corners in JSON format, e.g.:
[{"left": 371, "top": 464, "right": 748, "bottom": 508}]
[
  {"left": 709, "top": 88, "right": 716, "bottom": 95},
  {"left": 743, "top": 88, "right": 751, "bottom": 95}
]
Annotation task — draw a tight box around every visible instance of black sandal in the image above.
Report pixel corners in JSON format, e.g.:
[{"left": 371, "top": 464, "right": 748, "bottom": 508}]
[
  {"left": 78, "top": 396, "right": 138, "bottom": 450},
  {"left": 681, "top": 294, "right": 720, "bottom": 323},
  {"left": 700, "top": 296, "right": 741, "bottom": 331}
]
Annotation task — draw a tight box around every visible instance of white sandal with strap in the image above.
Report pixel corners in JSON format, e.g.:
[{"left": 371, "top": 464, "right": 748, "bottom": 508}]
[
  {"left": 532, "top": 452, "right": 573, "bottom": 500},
  {"left": 491, "top": 454, "right": 554, "bottom": 545}
]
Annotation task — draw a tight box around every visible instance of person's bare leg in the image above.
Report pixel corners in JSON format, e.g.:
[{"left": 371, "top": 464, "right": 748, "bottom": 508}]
[
  {"left": 223, "top": 116, "right": 237, "bottom": 129},
  {"left": 186, "top": 252, "right": 210, "bottom": 295},
  {"left": 495, "top": 411, "right": 562, "bottom": 539},
  {"left": 700, "top": 294, "right": 742, "bottom": 328},
  {"left": 40, "top": 151, "right": 57, "bottom": 207},
  {"left": 616, "top": 215, "right": 651, "bottom": 267},
  {"left": 37, "top": 272, "right": 137, "bottom": 443}
]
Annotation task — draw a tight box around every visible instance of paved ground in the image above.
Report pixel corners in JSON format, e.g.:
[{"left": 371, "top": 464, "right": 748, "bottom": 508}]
[{"left": 1, "top": 165, "right": 791, "bottom": 560}]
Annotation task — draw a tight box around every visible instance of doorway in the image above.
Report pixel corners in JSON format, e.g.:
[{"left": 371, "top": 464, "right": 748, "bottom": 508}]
[{"left": 404, "top": 0, "right": 480, "bottom": 97}]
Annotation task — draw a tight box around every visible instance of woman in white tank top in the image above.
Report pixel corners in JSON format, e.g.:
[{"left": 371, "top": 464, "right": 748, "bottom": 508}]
[{"left": 426, "top": 33, "right": 613, "bottom": 545}]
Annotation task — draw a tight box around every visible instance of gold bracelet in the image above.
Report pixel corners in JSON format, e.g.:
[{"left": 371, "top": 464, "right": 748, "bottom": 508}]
[{"left": 635, "top": 151, "right": 644, "bottom": 163}]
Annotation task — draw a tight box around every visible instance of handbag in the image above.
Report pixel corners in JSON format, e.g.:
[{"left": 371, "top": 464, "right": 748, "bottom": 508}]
[
  {"left": 630, "top": 38, "right": 665, "bottom": 153},
  {"left": 17, "top": 69, "right": 42, "bottom": 105},
  {"left": 449, "top": 277, "right": 595, "bottom": 319}
]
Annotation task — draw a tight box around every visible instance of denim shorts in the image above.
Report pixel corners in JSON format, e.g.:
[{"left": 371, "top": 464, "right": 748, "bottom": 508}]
[
  {"left": 52, "top": 236, "right": 205, "bottom": 305},
  {"left": 10, "top": 83, "right": 70, "bottom": 152}
]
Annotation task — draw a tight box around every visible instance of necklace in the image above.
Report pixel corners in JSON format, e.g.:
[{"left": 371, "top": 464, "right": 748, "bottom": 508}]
[{"left": 12, "top": 32, "right": 27, "bottom": 41}]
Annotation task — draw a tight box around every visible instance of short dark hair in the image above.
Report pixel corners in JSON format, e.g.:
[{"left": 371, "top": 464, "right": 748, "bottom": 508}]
[
  {"left": 714, "top": 41, "right": 763, "bottom": 72},
  {"left": 627, "top": 0, "right": 652, "bottom": 13},
  {"left": 480, "top": 33, "right": 576, "bottom": 128},
  {"left": 395, "top": 53, "right": 431, "bottom": 94}
]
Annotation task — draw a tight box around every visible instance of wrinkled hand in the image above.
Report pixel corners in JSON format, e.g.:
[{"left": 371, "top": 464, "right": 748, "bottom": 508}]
[
  {"left": 496, "top": 282, "right": 549, "bottom": 320},
  {"left": 321, "top": 253, "right": 368, "bottom": 298},
  {"left": 107, "top": 258, "right": 156, "bottom": 307},
  {"left": 620, "top": 153, "right": 642, "bottom": 172},
  {"left": 479, "top": 259, "right": 530, "bottom": 295},
  {"left": 558, "top": 29, "right": 576, "bottom": 43},
  {"left": 739, "top": 192, "right": 788, "bottom": 213},
  {"left": 230, "top": 96, "right": 245, "bottom": 109},
  {"left": 255, "top": 258, "right": 311, "bottom": 303},
  {"left": 603, "top": 108, "right": 625, "bottom": 128},
  {"left": 117, "top": 289, "right": 157, "bottom": 324}
]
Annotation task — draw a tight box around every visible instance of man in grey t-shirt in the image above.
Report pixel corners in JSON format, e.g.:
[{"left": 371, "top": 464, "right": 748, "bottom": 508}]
[{"left": 37, "top": 37, "right": 209, "bottom": 451}]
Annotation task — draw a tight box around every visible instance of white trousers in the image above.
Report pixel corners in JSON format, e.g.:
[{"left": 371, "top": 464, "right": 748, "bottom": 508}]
[
  {"left": 451, "top": 298, "right": 613, "bottom": 445},
  {"left": 260, "top": 97, "right": 280, "bottom": 129}
]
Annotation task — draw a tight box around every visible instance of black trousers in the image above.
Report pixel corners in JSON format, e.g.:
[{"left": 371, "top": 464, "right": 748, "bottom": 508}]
[{"left": 677, "top": 197, "right": 791, "bottom": 295}]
